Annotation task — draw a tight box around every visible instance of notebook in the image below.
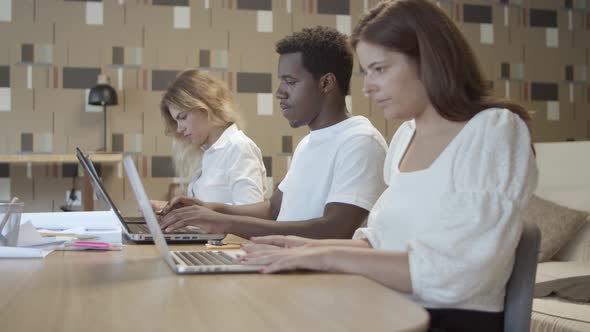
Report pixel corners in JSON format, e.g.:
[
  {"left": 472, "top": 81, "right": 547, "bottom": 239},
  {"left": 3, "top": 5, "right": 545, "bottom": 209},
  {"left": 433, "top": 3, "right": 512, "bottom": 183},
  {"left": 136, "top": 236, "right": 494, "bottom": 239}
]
[
  {"left": 76, "top": 147, "right": 224, "bottom": 243},
  {"left": 124, "top": 155, "right": 261, "bottom": 273}
]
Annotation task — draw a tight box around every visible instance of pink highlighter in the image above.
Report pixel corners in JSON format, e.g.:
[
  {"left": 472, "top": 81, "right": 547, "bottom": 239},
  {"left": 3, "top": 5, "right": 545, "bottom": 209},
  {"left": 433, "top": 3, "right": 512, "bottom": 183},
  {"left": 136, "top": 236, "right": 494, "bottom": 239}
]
[{"left": 71, "top": 241, "right": 112, "bottom": 249}]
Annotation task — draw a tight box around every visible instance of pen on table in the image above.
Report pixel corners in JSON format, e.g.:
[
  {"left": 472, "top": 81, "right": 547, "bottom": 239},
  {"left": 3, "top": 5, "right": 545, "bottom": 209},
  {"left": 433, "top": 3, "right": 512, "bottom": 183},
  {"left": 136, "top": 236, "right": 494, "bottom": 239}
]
[
  {"left": 72, "top": 241, "right": 110, "bottom": 248},
  {"left": 38, "top": 232, "right": 97, "bottom": 240},
  {"left": 70, "top": 241, "right": 122, "bottom": 250},
  {"left": 205, "top": 240, "right": 242, "bottom": 250}
]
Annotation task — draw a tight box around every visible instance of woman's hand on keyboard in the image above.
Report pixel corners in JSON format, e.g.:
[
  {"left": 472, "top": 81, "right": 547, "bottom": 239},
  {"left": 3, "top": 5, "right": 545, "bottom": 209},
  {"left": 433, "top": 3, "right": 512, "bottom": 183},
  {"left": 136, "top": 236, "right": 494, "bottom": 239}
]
[
  {"left": 239, "top": 246, "right": 336, "bottom": 274},
  {"left": 242, "top": 236, "right": 372, "bottom": 253},
  {"left": 241, "top": 235, "right": 316, "bottom": 254}
]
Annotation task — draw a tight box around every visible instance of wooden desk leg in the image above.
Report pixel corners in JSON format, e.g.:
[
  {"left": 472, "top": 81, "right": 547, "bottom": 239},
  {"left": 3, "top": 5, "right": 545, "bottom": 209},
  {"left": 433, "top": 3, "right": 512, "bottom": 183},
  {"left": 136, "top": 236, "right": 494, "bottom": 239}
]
[{"left": 83, "top": 173, "right": 94, "bottom": 211}]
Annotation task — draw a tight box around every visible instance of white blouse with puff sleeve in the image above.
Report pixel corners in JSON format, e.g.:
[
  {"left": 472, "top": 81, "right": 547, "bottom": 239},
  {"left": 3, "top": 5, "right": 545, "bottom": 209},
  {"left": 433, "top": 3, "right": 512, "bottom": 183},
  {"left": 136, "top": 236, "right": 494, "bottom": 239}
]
[{"left": 353, "top": 108, "right": 538, "bottom": 312}]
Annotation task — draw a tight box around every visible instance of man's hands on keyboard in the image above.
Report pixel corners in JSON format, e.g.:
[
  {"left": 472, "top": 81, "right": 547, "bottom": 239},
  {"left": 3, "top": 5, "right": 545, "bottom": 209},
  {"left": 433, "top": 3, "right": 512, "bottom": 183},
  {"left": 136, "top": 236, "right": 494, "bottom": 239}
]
[{"left": 150, "top": 200, "right": 168, "bottom": 215}]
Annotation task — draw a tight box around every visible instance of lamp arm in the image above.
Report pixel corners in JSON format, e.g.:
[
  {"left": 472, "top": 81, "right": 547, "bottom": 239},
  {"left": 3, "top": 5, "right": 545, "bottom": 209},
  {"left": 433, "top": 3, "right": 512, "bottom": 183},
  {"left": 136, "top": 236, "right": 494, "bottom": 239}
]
[{"left": 103, "top": 104, "right": 108, "bottom": 152}]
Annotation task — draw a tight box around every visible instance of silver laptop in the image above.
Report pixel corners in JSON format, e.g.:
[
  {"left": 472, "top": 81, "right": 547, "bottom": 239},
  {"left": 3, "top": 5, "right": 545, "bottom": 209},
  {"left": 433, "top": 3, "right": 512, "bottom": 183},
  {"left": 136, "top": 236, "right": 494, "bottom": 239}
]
[
  {"left": 76, "top": 147, "right": 224, "bottom": 243},
  {"left": 124, "top": 156, "right": 262, "bottom": 273}
]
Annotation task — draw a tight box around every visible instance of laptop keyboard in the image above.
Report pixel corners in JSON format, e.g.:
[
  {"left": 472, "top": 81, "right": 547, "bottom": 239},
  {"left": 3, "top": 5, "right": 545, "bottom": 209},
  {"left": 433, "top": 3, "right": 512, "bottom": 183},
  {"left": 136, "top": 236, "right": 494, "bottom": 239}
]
[
  {"left": 125, "top": 216, "right": 146, "bottom": 223},
  {"left": 127, "top": 223, "right": 193, "bottom": 234},
  {"left": 127, "top": 223, "right": 150, "bottom": 234},
  {"left": 174, "top": 251, "right": 239, "bottom": 266}
]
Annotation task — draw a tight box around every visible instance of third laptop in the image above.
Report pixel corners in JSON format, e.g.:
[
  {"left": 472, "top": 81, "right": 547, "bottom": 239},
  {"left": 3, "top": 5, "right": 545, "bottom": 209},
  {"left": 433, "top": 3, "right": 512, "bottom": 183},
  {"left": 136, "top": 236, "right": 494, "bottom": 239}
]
[{"left": 76, "top": 147, "right": 225, "bottom": 243}]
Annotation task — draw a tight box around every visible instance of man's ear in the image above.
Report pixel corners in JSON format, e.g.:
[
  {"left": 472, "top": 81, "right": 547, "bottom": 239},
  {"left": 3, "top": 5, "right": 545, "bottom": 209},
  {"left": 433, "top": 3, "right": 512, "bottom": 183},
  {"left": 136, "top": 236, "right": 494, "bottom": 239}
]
[{"left": 319, "top": 73, "right": 337, "bottom": 94}]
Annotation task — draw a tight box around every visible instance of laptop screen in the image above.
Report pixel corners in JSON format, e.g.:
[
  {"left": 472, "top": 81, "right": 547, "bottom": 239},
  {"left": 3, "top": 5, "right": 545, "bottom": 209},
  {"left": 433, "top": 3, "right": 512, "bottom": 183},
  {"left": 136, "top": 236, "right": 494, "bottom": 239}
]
[
  {"left": 123, "top": 156, "right": 177, "bottom": 270},
  {"left": 75, "top": 147, "right": 132, "bottom": 232}
]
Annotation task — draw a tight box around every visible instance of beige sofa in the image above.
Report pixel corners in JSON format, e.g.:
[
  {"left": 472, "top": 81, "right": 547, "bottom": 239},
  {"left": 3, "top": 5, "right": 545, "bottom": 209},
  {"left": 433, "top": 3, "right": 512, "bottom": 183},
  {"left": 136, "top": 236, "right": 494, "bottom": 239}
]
[
  {"left": 528, "top": 142, "right": 590, "bottom": 332},
  {"left": 531, "top": 217, "right": 590, "bottom": 332}
]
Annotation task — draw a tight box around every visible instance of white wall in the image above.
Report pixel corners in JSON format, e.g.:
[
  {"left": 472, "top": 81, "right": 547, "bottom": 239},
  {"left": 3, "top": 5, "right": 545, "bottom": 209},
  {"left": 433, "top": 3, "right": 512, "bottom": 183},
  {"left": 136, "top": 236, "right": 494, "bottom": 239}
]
[{"left": 534, "top": 142, "right": 590, "bottom": 212}]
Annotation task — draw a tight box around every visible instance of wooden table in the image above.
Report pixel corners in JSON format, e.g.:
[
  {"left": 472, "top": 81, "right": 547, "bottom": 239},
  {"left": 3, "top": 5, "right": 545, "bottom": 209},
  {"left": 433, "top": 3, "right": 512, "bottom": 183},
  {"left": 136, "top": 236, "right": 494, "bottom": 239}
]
[{"left": 0, "top": 236, "right": 429, "bottom": 332}]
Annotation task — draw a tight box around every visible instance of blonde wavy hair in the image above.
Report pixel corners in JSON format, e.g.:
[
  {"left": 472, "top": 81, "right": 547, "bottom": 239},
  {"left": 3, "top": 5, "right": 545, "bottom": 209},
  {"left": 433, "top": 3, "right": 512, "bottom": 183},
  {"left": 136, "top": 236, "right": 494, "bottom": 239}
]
[{"left": 160, "top": 69, "right": 243, "bottom": 188}]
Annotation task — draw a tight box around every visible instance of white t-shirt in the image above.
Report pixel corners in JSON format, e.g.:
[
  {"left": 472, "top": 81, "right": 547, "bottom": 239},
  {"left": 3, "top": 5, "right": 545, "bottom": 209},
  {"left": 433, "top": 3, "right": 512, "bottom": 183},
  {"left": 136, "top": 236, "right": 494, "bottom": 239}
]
[
  {"left": 277, "top": 116, "right": 387, "bottom": 222},
  {"left": 353, "top": 108, "right": 538, "bottom": 312},
  {"left": 187, "top": 124, "right": 266, "bottom": 205}
]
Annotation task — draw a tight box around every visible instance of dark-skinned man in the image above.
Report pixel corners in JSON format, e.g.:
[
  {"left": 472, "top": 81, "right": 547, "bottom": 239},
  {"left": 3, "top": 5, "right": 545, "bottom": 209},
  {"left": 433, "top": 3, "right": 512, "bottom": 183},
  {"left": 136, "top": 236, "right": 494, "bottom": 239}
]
[{"left": 159, "top": 26, "right": 387, "bottom": 240}]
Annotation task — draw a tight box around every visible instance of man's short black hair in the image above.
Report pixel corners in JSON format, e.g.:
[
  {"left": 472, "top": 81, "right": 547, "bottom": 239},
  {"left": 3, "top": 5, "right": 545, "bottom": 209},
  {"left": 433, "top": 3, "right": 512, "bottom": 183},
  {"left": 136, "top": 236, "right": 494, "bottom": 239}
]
[{"left": 276, "top": 26, "right": 353, "bottom": 95}]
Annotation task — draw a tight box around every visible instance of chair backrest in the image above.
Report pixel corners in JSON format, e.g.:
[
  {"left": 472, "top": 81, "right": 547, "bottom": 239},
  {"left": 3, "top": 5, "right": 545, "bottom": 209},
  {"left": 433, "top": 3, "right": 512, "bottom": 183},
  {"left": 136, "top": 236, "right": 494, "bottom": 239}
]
[{"left": 504, "top": 222, "right": 541, "bottom": 332}]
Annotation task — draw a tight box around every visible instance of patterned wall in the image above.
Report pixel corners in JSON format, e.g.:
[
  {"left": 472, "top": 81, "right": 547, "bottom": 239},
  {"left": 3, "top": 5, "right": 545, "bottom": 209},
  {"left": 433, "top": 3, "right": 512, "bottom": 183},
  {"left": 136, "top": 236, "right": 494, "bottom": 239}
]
[{"left": 0, "top": 0, "right": 589, "bottom": 212}]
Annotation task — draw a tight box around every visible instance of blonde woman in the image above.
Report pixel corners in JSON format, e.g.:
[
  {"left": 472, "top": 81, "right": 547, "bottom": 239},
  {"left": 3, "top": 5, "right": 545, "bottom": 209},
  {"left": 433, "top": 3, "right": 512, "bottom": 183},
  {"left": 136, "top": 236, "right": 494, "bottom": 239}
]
[{"left": 151, "top": 69, "right": 266, "bottom": 212}]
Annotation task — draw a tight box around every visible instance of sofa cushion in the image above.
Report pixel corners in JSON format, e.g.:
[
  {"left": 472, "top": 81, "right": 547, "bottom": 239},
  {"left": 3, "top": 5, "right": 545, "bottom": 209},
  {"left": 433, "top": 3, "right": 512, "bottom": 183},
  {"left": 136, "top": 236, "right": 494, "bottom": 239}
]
[
  {"left": 522, "top": 195, "right": 589, "bottom": 262},
  {"left": 535, "top": 261, "right": 590, "bottom": 301},
  {"left": 532, "top": 296, "right": 590, "bottom": 330},
  {"left": 555, "top": 216, "right": 590, "bottom": 263}
]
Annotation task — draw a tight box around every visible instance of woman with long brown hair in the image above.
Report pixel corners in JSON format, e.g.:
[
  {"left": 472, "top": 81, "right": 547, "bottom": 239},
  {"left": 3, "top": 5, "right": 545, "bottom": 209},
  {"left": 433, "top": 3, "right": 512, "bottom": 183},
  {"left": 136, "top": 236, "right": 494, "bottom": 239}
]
[
  {"left": 239, "top": 0, "right": 538, "bottom": 330},
  {"left": 152, "top": 69, "right": 266, "bottom": 210}
]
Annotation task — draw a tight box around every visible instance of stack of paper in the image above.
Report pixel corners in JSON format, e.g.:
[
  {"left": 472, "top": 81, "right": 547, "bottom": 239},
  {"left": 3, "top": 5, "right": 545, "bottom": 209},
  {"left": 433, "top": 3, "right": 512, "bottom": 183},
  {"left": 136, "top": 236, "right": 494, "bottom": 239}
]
[
  {"left": 0, "top": 211, "right": 122, "bottom": 258},
  {"left": 23, "top": 210, "right": 122, "bottom": 246},
  {"left": 22, "top": 210, "right": 121, "bottom": 236}
]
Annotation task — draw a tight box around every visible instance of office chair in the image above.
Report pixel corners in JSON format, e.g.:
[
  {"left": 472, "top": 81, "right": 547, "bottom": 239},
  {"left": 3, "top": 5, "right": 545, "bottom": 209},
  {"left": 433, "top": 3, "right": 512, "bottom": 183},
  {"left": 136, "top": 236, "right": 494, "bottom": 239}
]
[{"left": 503, "top": 222, "right": 541, "bottom": 332}]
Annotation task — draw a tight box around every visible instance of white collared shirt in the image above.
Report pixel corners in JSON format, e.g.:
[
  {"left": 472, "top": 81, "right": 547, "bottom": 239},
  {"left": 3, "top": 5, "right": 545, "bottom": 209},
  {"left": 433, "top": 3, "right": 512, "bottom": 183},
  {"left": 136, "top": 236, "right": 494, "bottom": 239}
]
[{"left": 187, "top": 124, "right": 266, "bottom": 205}]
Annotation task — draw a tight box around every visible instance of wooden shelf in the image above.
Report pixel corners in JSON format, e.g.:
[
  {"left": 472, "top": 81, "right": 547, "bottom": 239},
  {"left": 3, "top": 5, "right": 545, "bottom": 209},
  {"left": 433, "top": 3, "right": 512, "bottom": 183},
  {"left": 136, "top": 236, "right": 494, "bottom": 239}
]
[
  {"left": 0, "top": 153, "right": 123, "bottom": 164},
  {"left": 0, "top": 153, "right": 124, "bottom": 211}
]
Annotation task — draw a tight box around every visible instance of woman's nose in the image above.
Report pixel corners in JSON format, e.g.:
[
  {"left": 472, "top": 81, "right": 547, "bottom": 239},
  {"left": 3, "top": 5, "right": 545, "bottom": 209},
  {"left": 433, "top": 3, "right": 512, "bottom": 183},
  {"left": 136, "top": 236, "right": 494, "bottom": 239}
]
[{"left": 362, "top": 79, "right": 376, "bottom": 97}]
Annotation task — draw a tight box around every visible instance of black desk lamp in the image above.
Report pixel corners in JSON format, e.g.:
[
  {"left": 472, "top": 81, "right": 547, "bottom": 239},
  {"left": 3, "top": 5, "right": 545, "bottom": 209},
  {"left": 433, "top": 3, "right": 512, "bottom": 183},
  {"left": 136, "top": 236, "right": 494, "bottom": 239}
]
[{"left": 88, "top": 75, "right": 118, "bottom": 151}]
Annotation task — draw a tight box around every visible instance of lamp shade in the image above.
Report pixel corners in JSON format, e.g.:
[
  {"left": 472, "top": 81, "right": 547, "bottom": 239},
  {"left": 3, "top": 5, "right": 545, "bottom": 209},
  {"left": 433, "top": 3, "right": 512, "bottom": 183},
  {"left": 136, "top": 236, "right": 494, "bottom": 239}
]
[{"left": 88, "top": 84, "right": 118, "bottom": 106}]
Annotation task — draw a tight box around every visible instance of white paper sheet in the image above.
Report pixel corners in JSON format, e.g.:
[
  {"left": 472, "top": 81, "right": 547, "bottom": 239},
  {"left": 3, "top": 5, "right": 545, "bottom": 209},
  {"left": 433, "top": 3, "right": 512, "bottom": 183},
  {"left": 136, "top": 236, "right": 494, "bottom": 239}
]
[{"left": 0, "top": 246, "right": 52, "bottom": 258}]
